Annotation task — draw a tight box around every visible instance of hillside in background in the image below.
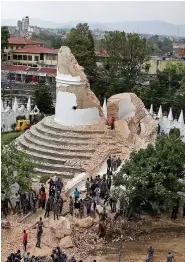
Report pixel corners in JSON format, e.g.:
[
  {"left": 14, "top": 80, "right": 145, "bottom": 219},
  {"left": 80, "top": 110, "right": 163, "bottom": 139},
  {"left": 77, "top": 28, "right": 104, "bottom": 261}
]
[{"left": 2, "top": 18, "right": 185, "bottom": 36}]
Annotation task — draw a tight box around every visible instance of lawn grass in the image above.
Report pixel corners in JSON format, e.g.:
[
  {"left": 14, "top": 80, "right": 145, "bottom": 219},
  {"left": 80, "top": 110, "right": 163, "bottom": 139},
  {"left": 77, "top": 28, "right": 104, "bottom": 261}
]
[{"left": 1, "top": 131, "right": 23, "bottom": 146}]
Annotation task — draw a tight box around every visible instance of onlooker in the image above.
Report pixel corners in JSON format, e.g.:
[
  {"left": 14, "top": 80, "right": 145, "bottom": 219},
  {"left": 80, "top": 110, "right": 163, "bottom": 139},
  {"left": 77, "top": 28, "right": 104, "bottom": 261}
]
[
  {"left": 74, "top": 199, "right": 80, "bottom": 218},
  {"left": 166, "top": 251, "right": 174, "bottom": 262},
  {"left": 22, "top": 230, "right": 28, "bottom": 252},
  {"left": 74, "top": 188, "right": 80, "bottom": 202},
  {"left": 107, "top": 156, "right": 112, "bottom": 172}
]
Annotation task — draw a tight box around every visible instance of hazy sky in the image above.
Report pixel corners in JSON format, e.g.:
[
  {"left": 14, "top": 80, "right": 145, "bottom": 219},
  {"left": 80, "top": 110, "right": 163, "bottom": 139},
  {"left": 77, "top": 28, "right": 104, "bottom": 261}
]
[{"left": 1, "top": 1, "right": 185, "bottom": 25}]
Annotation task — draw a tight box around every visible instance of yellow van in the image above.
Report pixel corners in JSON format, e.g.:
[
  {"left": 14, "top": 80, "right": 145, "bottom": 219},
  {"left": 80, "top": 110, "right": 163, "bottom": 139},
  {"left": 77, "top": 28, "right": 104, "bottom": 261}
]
[{"left": 16, "top": 120, "right": 31, "bottom": 131}]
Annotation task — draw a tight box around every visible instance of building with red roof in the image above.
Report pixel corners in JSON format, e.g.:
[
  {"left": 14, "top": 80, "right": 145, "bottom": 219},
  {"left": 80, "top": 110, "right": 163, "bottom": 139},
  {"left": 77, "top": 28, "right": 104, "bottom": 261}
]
[
  {"left": 3, "top": 37, "right": 42, "bottom": 62},
  {"left": 9, "top": 46, "right": 59, "bottom": 68},
  {"left": 8, "top": 37, "right": 41, "bottom": 46}
]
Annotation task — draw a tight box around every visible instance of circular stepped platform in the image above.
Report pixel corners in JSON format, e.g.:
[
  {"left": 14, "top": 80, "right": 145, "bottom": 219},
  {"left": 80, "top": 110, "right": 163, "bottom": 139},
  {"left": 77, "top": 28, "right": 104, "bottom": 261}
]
[{"left": 17, "top": 116, "right": 114, "bottom": 180}]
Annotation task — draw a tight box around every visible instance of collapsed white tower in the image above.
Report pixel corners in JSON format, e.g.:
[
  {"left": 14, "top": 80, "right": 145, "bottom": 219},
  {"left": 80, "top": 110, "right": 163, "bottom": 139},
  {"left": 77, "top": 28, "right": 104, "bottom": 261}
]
[{"left": 54, "top": 46, "right": 105, "bottom": 126}]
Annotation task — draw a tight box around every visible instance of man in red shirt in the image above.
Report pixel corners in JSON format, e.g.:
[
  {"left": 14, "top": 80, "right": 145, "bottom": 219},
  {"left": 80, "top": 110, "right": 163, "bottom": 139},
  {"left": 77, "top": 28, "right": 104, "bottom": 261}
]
[
  {"left": 22, "top": 229, "right": 28, "bottom": 251},
  {"left": 41, "top": 192, "right": 46, "bottom": 209}
]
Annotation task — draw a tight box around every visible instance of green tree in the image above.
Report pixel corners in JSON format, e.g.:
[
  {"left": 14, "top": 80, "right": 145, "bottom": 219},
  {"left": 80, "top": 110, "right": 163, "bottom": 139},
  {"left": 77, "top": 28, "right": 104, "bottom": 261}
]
[
  {"left": 1, "top": 143, "right": 35, "bottom": 195},
  {"left": 34, "top": 85, "right": 54, "bottom": 114},
  {"left": 132, "top": 79, "right": 166, "bottom": 111},
  {"left": 1, "top": 26, "right": 10, "bottom": 54},
  {"left": 63, "top": 23, "right": 97, "bottom": 76},
  {"left": 113, "top": 131, "right": 185, "bottom": 218},
  {"left": 102, "top": 31, "right": 152, "bottom": 81}
]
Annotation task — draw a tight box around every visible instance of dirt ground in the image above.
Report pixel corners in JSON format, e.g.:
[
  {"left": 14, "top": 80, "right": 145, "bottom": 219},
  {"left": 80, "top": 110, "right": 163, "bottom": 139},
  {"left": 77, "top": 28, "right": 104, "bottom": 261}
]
[
  {"left": 2, "top": 211, "right": 185, "bottom": 262},
  {"left": 86, "top": 236, "right": 185, "bottom": 262}
]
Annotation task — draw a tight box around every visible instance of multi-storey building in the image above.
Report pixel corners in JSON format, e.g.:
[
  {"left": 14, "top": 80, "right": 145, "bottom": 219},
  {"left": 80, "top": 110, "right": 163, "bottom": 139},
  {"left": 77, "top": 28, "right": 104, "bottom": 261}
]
[
  {"left": 12, "top": 46, "right": 58, "bottom": 68},
  {"left": 22, "top": 16, "right": 29, "bottom": 31},
  {"left": 3, "top": 37, "right": 42, "bottom": 62},
  {"left": 17, "top": 20, "right": 22, "bottom": 31}
]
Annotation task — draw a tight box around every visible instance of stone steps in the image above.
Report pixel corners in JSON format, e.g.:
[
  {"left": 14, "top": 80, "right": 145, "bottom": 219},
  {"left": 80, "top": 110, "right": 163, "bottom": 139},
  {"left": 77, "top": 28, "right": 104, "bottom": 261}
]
[
  {"left": 34, "top": 168, "right": 77, "bottom": 179},
  {"left": 22, "top": 132, "right": 93, "bottom": 159},
  {"left": 19, "top": 139, "right": 89, "bottom": 167},
  {"left": 39, "top": 122, "right": 96, "bottom": 140},
  {"left": 30, "top": 125, "right": 96, "bottom": 146},
  {"left": 35, "top": 162, "right": 85, "bottom": 173},
  {"left": 42, "top": 115, "right": 106, "bottom": 134},
  {"left": 17, "top": 115, "right": 118, "bottom": 179},
  {"left": 24, "top": 131, "right": 96, "bottom": 154}
]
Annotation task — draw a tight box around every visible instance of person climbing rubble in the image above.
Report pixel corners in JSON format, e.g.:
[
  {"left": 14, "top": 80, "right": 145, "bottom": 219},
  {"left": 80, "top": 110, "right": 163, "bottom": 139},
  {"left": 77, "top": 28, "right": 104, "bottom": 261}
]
[{"left": 32, "top": 217, "right": 46, "bottom": 248}]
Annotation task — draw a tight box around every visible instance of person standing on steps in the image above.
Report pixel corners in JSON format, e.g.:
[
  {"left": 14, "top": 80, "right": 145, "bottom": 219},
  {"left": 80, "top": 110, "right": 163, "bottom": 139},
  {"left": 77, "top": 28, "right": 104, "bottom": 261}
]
[{"left": 110, "top": 116, "right": 115, "bottom": 130}]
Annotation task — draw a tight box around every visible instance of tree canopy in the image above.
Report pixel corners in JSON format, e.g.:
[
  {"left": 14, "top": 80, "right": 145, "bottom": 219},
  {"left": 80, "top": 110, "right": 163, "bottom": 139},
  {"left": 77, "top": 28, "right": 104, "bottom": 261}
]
[
  {"left": 133, "top": 62, "right": 185, "bottom": 115},
  {"left": 102, "top": 31, "right": 152, "bottom": 81},
  {"left": 1, "top": 143, "right": 35, "bottom": 195},
  {"left": 34, "top": 84, "right": 54, "bottom": 114},
  {"left": 1, "top": 26, "right": 10, "bottom": 51},
  {"left": 63, "top": 23, "right": 97, "bottom": 76},
  {"left": 113, "top": 130, "right": 185, "bottom": 218}
]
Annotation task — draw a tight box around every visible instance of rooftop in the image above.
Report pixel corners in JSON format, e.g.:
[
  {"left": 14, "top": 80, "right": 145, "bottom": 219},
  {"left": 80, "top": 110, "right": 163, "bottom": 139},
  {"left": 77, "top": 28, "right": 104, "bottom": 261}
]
[
  {"left": 1, "top": 64, "right": 57, "bottom": 75},
  {"left": 13, "top": 46, "right": 59, "bottom": 54},
  {"left": 1, "top": 65, "right": 29, "bottom": 71},
  {"left": 8, "top": 37, "right": 41, "bottom": 45}
]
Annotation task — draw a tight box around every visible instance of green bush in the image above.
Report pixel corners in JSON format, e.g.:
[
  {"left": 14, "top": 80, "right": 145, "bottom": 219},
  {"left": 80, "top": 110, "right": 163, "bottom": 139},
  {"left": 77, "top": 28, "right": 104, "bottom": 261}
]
[{"left": 1, "top": 131, "right": 23, "bottom": 146}]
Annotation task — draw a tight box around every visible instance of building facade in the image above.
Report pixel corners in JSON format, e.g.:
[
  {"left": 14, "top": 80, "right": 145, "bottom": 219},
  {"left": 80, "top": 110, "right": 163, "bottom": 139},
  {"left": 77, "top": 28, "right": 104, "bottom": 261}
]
[
  {"left": 12, "top": 46, "right": 58, "bottom": 67},
  {"left": 17, "top": 20, "right": 22, "bottom": 31},
  {"left": 22, "top": 16, "right": 29, "bottom": 31},
  {"left": 3, "top": 37, "right": 42, "bottom": 62}
]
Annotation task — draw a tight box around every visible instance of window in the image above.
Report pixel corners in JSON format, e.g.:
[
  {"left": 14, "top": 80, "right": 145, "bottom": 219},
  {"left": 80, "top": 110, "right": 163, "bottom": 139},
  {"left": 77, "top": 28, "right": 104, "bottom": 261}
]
[
  {"left": 23, "top": 55, "right": 27, "bottom": 60},
  {"left": 34, "top": 56, "right": 39, "bottom": 61},
  {"left": 28, "top": 56, "right": 32, "bottom": 61},
  {"left": 13, "top": 55, "right": 17, "bottom": 60},
  {"left": 40, "top": 54, "right": 44, "bottom": 60},
  {"left": 8, "top": 56, "right": 10, "bottom": 60},
  {"left": 32, "top": 64, "right": 37, "bottom": 67},
  {"left": 18, "top": 55, "right": 22, "bottom": 60},
  {"left": 52, "top": 55, "right": 57, "bottom": 60}
]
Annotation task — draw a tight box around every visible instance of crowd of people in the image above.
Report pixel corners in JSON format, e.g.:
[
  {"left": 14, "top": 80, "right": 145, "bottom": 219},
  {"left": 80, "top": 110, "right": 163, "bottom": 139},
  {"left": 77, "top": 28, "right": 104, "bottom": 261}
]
[
  {"left": 3, "top": 154, "right": 182, "bottom": 262},
  {"left": 69, "top": 155, "right": 122, "bottom": 219},
  {"left": 6, "top": 246, "right": 175, "bottom": 262},
  {"left": 6, "top": 247, "right": 98, "bottom": 262}
]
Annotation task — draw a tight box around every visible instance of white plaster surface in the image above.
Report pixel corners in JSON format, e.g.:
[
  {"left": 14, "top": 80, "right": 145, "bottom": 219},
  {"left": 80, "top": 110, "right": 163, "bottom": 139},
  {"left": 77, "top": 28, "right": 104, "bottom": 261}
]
[
  {"left": 118, "top": 97, "right": 136, "bottom": 120},
  {"left": 65, "top": 172, "right": 87, "bottom": 195},
  {"left": 54, "top": 91, "right": 103, "bottom": 126},
  {"left": 56, "top": 73, "right": 81, "bottom": 86}
]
